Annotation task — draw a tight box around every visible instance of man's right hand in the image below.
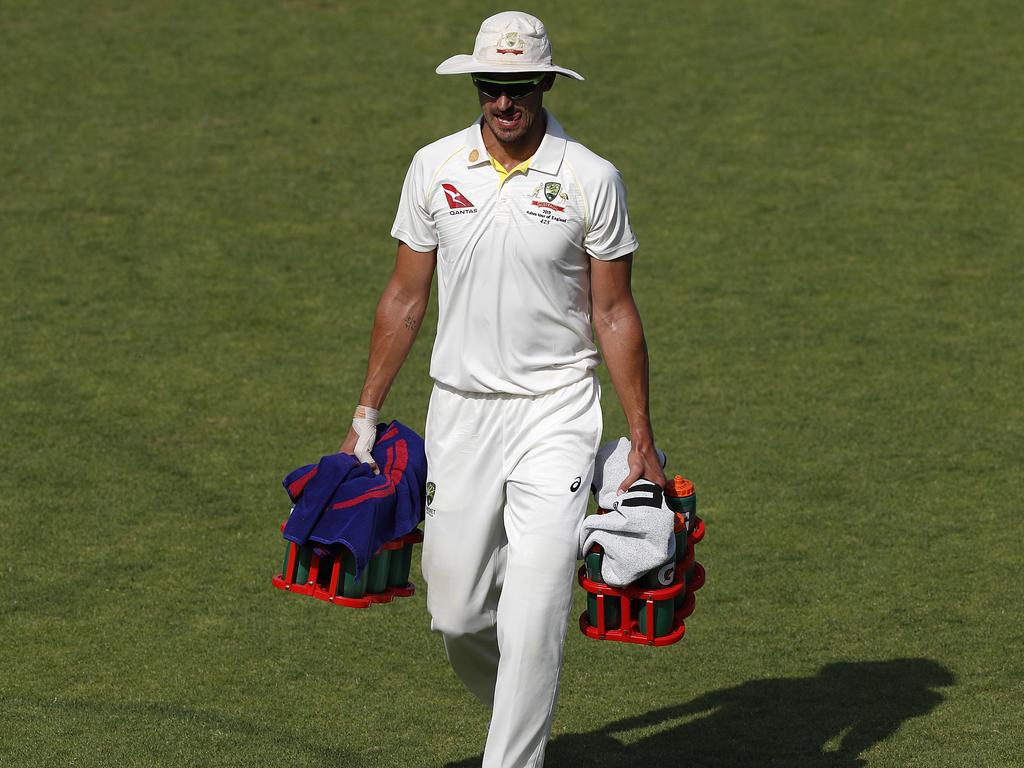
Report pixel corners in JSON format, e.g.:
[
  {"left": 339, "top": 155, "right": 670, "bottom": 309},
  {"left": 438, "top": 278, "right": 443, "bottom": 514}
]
[{"left": 339, "top": 406, "right": 380, "bottom": 474}]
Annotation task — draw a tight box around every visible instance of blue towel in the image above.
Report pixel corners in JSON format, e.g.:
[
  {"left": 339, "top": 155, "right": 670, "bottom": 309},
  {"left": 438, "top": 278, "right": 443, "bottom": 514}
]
[{"left": 282, "top": 421, "right": 427, "bottom": 579}]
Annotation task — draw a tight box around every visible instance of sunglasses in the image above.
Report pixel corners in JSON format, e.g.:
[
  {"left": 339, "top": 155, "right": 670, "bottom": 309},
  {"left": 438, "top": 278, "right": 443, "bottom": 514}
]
[{"left": 472, "top": 74, "right": 546, "bottom": 100}]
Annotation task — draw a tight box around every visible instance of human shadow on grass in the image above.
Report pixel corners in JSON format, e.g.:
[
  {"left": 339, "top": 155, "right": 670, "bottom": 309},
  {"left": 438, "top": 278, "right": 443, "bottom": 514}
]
[{"left": 445, "top": 658, "right": 954, "bottom": 768}]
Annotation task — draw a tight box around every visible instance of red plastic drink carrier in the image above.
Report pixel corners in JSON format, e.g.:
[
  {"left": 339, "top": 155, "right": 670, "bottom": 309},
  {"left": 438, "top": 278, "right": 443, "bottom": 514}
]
[
  {"left": 272, "top": 524, "right": 424, "bottom": 608},
  {"left": 578, "top": 475, "right": 706, "bottom": 646}
]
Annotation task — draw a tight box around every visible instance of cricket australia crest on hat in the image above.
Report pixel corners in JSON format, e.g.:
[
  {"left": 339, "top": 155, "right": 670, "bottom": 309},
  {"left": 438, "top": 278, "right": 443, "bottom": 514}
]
[{"left": 496, "top": 31, "right": 525, "bottom": 56}]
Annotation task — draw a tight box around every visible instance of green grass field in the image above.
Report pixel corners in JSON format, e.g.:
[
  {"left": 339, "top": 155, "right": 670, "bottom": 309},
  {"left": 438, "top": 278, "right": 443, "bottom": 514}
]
[{"left": 2, "top": 1, "right": 1021, "bottom": 766}]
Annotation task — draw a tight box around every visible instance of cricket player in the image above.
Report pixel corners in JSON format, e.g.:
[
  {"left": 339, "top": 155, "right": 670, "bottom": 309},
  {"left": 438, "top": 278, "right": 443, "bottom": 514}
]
[{"left": 339, "top": 12, "right": 665, "bottom": 767}]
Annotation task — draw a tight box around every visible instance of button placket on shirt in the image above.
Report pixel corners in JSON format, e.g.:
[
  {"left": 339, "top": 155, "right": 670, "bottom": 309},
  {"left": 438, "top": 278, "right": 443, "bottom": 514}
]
[
  {"left": 494, "top": 170, "right": 521, "bottom": 224},
  {"left": 495, "top": 187, "right": 510, "bottom": 222}
]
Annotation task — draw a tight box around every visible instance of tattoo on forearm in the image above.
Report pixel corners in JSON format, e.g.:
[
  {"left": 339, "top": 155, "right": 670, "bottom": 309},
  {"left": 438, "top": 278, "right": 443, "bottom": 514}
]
[{"left": 403, "top": 315, "right": 418, "bottom": 331}]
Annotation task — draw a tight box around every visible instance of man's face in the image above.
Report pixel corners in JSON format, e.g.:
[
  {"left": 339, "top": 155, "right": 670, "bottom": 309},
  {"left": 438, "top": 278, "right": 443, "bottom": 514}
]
[{"left": 476, "top": 73, "right": 555, "bottom": 146}]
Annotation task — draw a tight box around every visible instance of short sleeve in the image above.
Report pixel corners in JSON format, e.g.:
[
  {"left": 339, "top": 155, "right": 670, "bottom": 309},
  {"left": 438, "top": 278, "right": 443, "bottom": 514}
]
[
  {"left": 390, "top": 151, "right": 438, "bottom": 252},
  {"left": 584, "top": 167, "right": 639, "bottom": 261}
]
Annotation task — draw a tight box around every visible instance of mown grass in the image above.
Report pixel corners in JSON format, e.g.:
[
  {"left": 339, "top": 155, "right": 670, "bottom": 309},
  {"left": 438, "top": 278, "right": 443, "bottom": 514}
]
[{"left": 2, "top": 1, "right": 1021, "bottom": 766}]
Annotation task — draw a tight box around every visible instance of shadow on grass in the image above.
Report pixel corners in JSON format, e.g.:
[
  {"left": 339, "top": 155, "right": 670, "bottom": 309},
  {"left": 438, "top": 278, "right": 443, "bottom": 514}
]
[{"left": 446, "top": 658, "right": 954, "bottom": 768}]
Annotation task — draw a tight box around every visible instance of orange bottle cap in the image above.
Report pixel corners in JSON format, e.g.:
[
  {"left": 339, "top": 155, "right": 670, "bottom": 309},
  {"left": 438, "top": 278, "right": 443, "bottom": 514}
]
[{"left": 665, "top": 475, "right": 694, "bottom": 498}]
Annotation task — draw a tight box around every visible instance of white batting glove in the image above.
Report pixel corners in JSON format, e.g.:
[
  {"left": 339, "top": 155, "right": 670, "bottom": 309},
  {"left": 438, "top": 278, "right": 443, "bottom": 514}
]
[{"left": 352, "top": 405, "right": 380, "bottom": 474}]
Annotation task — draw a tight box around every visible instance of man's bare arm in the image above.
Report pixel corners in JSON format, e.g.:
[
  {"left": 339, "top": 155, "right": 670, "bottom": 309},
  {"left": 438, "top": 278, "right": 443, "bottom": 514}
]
[
  {"left": 590, "top": 253, "right": 666, "bottom": 491},
  {"left": 339, "top": 242, "right": 436, "bottom": 456}
]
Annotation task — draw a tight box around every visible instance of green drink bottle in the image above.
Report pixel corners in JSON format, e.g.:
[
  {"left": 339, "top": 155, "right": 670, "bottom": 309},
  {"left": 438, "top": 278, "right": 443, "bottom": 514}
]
[
  {"left": 585, "top": 544, "right": 605, "bottom": 582},
  {"left": 672, "top": 510, "right": 688, "bottom": 609},
  {"left": 665, "top": 475, "right": 696, "bottom": 538},
  {"left": 584, "top": 544, "right": 621, "bottom": 630},
  {"left": 281, "top": 541, "right": 293, "bottom": 582},
  {"left": 587, "top": 592, "right": 622, "bottom": 630},
  {"left": 639, "top": 559, "right": 676, "bottom": 590},
  {"left": 294, "top": 544, "right": 313, "bottom": 586},
  {"left": 636, "top": 596, "right": 676, "bottom": 638},
  {"left": 339, "top": 548, "right": 366, "bottom": 599},
  {"left": 388, "top": 540, "right": 415, "bottom": 587},
  {"left": 665, "top": 474, "right": 698, "bottom": 600},
  {"left": 635, "top": 557, "right": 677, "bottom": 638},
  {"left": 365, "top": 548, "right": 392, "bottom": 594}
]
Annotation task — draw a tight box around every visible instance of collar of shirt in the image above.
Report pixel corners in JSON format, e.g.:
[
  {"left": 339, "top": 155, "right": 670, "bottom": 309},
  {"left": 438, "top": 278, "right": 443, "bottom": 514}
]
[
  {"left": 463, "top": 109, "right": 568, "bottom": 177},
  {"left": 489, "top": 155, "right": 530, "bottom": 181}
]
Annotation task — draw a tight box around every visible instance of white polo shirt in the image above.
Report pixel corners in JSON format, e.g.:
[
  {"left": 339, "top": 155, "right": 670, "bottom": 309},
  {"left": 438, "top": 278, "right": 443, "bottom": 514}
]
[{"left": 391, "top": 111, "right": 638, "bottom": 396}]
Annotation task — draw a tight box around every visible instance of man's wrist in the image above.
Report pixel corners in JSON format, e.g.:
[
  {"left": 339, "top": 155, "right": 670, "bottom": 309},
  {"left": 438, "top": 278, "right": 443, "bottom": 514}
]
[
  {"left": 628, "top": 424, "right": 655, "bottom": 450},
  {"left": 353, "top": 405, "right": 379, "bottom": 422}
]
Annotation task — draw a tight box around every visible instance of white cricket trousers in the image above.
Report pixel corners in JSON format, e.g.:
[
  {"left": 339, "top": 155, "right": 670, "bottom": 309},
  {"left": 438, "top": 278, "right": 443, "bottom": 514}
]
[{"left": 421, "top": 374, "right": 603, "bottom": 768}]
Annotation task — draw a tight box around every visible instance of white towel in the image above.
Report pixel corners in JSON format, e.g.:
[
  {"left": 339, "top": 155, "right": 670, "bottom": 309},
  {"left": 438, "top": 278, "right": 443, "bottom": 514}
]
[
  {"left": 590, "top": 437, "right": 667, "bottom": 509},
  {"left": 578, "top": 439, "right": 675, "bottom": 587}
]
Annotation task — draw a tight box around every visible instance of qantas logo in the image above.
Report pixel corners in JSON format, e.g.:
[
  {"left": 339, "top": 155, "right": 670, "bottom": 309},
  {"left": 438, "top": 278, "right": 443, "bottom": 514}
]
[{"left": 442, "top": 183, "right": 475, "bottom": 210}]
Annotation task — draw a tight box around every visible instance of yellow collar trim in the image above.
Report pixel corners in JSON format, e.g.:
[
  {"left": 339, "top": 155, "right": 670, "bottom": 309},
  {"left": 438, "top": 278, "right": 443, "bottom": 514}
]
[{"left": 489, "top": 156, "right": 531, "bottom": 181}]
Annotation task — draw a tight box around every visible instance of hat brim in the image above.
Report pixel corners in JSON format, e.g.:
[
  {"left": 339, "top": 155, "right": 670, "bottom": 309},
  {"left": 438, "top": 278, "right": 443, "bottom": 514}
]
[{"left": 435, "top": 54, "right": 584, "bottom": 80}]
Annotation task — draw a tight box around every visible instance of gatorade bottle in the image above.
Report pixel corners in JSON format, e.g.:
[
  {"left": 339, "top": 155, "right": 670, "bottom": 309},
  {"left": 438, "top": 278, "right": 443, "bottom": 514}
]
[
  {"left": 387, "top": 540, "right": 415, "bottom": 588},
  {"left": 587, "top": 592, "right": 622, "bottom": 631},
  {"left": 672, "top": 509, "right": 688, "bottom": 566},
  {"left": 671, "top": 512, "right": 689, "bottom": 609},
  {"left": 365, "top": 548, "right": 392, "bottom": 594},
  {"left": 639, "top": 558, "right": 676, "bottom": 590},
  {"left": 665, "top": 475, "right": 696, "bottom": 539},
  {"left": 585, "top": 544, "right": 605, "bottom": 582},
  {"left": 636, "top": 595, "right": 676, "bottom": 638},
  {"left": 339, "top": 548, "right": 366, "bottom": 599},
  {"left": 635, "top": 554, "right": 678, "bottom": 638},
  {"left": 584, "top": 544, "right": 621, "bottom": 630},
  {"left": 665, "top": 474, "right": 699, "bottom": 590},
  {"left": 280, "top": 541, "right": 293, "bottom": 583},
  {"left": 294, "top": 544, "right": 313, "bottom": 586}
]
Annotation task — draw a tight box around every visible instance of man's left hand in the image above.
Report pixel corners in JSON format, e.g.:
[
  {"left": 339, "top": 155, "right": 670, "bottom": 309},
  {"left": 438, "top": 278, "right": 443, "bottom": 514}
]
[{"left": 619, "top": 443, "right": 667, "bottom": 493}]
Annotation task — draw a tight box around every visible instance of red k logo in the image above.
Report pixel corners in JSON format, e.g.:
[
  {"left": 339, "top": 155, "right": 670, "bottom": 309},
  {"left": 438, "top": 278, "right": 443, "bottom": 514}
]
[{"left": 442, "top": 183, "right": 475, "bottom": 209}]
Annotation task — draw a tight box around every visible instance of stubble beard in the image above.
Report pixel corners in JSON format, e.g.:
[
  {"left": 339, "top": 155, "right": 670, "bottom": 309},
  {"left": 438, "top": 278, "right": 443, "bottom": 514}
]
[
  {"left": 486, "top": 111, "right": 529, "bottom": 146},
  {"left": 484, "top": 106, "right": 545, "bottom": 152}
]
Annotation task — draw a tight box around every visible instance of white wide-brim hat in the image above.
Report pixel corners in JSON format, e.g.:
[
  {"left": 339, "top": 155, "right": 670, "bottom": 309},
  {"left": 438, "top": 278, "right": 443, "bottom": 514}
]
[{"left": 436, "top": 11, "right": 584, "bottom": 80}]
